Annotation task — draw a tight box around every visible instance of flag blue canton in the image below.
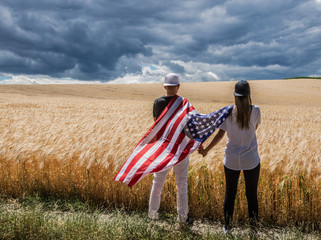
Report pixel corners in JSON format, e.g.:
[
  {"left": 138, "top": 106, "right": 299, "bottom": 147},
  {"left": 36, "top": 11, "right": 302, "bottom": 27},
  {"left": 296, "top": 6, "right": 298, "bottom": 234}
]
[{"left": 183, "top": 105, "right": 233, "bottom": 143}]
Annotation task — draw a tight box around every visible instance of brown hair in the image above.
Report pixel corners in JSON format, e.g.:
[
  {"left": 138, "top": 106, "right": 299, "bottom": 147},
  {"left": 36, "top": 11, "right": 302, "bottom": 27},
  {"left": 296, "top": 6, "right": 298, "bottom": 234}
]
[{"left": 234, "top": 95, "right": 252, "bottom": 129}]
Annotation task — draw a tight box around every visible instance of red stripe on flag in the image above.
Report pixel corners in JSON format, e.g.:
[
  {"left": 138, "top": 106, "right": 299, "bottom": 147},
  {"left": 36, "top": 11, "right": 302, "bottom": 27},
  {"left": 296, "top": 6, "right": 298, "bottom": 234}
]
[
  {"left": 126, "top": 104, "right": 193, "bottom": 187},
  {"left": 177, "top": 139, "right": 196, "bottom": 162},
  {"left": 136, "top": 95, "right": 179, "bottom": 147},
  {"left": 150, "top": 136, "right": 196, "bottom": 177},
  {"left": 150, "top": 133, "right": 186, "bottom": 173},
  {"left": 133, "top": 104, "right": 195, "bottom": 174},
  {"left": 127, "top": 137, "right": 197, "bottom": 187},
  {"left": 127, "top": 132, "right": 186, "bottom": 187},
  {"left": 116, "top": 98, "right": 188, "bottom": 182}
]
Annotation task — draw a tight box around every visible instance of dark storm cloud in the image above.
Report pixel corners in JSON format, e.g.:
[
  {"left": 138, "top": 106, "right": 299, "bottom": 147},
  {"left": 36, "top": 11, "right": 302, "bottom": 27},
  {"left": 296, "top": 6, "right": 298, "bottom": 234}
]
[
  {"left": 0, "top": 0, "right": 158, "bottom": 80},
  {"left": 0, "top": 0, "right": 321, "bottom": 81}
]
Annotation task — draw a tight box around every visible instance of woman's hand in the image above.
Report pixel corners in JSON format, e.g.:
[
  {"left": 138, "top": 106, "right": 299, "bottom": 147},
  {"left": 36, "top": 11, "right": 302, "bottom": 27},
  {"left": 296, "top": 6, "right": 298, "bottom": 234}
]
[{"left": 198, "top": 145, "right": 208, "bottom": 157}]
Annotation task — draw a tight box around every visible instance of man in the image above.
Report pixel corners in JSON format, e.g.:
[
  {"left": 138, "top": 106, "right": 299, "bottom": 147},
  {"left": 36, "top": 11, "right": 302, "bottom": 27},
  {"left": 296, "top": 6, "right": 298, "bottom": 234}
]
[{"left": 148, "top": 73, "right": 190, "bottom": 223}]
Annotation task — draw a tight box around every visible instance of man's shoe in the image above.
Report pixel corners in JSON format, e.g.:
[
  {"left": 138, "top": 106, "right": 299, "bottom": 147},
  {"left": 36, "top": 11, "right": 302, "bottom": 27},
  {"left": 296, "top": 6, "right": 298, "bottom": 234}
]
[
  {"left": 185, "top": 217, "right": 194, "bottom": 225},
  {"left": 148, "top": 211, "right": 159, "bottom": 220},
  {"left": 178, "top": 216, "right": 193, "bottom": 226}
]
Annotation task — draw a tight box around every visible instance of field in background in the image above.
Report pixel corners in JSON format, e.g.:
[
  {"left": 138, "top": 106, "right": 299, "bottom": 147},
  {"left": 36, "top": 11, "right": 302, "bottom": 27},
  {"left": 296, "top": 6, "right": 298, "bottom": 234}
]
[{"left": 0, "top": 79, "right": 320, "bottom": 227}]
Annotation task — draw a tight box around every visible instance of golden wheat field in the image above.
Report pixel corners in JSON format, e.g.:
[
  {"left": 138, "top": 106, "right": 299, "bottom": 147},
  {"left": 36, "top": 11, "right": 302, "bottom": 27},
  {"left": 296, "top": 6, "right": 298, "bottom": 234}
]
[{"left": 0, "top": 79, "right": 320, "bottom": 226}]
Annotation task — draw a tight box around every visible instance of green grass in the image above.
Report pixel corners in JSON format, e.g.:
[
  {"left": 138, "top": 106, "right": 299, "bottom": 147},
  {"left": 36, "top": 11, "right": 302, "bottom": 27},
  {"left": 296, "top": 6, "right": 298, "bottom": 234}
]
[{"left": 0, "top": 196, "right": 320, "bottom": 240}]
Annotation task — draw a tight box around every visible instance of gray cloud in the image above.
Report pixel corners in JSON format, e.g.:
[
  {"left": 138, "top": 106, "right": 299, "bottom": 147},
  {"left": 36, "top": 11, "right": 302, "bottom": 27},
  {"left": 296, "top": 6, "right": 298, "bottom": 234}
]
[{"left": 0, "top": 0, "right": 321, "bottom": 82}]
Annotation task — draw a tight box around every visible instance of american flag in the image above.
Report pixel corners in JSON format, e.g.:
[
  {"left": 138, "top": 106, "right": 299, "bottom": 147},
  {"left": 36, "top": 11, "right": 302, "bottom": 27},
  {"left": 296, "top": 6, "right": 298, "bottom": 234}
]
[{"left": 114, "top": 95, "right": 233, "bottom": 187}]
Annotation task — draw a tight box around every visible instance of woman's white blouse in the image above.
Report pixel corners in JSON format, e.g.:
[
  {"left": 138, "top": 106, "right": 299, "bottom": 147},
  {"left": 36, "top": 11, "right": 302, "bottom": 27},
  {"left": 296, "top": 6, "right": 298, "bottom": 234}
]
[{"left": 219, "top": 105, "right": 261, "bottom": 170}]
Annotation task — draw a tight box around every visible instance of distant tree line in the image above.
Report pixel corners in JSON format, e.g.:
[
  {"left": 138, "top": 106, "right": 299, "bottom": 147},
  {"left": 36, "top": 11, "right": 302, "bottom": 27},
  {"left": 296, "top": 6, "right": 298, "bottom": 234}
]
[{"left": 284, "top": 77, "right": 321, "bottom": 79}]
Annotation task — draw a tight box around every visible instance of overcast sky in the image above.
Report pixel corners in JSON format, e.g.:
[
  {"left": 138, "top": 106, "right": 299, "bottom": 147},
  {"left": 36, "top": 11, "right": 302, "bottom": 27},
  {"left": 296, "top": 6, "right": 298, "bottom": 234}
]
[{"left": 0, "top": 0, "right": 321, "bottom": 84}]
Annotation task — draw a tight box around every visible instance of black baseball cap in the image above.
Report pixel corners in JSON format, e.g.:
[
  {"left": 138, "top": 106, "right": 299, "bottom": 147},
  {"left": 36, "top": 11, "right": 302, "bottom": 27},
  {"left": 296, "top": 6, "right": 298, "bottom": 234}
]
[{"left": 234, "top": 80, "right": 250, "bottom": 96}]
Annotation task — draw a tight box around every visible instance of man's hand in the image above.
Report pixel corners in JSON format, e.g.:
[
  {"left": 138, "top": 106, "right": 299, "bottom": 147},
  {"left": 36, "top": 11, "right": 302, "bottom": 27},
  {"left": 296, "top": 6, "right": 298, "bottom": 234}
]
[{"left": 198, "top": 145, "right": 208, "bottom": 157}]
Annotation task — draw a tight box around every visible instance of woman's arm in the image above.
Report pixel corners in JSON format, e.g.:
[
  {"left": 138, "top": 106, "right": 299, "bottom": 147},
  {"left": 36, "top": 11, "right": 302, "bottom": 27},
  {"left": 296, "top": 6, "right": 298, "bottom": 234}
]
[{"left": 198, "top": 129, "right": 226, "bottom": 157}]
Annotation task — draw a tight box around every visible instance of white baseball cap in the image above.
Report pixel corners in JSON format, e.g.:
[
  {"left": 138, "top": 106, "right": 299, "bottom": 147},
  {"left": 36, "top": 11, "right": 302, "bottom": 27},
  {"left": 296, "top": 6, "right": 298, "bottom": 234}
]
[{"left": 164, "top": 73, "right": 180, "bottom": 86}]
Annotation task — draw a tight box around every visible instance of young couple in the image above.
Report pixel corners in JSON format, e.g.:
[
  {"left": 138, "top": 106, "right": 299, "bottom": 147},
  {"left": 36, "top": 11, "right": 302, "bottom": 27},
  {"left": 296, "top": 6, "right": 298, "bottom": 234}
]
[{"left": 149, "top": 73, "right": 261, "bottom": 232}]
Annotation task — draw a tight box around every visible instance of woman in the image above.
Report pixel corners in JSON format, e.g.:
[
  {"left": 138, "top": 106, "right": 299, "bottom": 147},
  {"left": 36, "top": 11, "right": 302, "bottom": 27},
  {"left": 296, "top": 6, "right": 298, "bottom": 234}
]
[{"left": 199, "top": 80, "right": 261, "bottom": 232}]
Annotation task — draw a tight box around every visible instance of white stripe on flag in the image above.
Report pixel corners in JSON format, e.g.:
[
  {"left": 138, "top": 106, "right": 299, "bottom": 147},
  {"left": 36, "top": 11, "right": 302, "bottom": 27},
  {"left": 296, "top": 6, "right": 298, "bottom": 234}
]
[
  {"left": 123, "top": 109, "right": 191, "bottom": 185},
  {"left": 164, "top": 136, "right": 191, "bottom": 168},
  {"left": 139, "top": 96, "right": 185, "bottom": 145},
  {"left": 122, "top": 101, "right": 191, "bottom": 184},
  {"left": 128, "top": 137, "right": 191, "bottom": 185},
  {"left": 114, "top": 96, "right": 184, "bottom": 181}
]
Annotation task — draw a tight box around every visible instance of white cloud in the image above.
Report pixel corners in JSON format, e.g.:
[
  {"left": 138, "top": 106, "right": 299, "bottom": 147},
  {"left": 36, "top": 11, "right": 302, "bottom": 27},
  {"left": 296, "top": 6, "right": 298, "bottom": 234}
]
[
  {"left": 0, "top": 75, "right": 103, "bottom": 84},
  {"left": 171, "top": 60, "right": 226, "bottom": 81},
  {"left": 108, "top": 64, "right": 169, "bottom": 84},
  {"left": 207, "top": 72, "right": 220, "bottom": 80}
]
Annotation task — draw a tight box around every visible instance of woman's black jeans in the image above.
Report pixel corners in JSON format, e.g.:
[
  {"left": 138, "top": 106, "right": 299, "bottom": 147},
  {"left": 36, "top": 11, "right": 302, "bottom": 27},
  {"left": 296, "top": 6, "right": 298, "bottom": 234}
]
[{"left": 224, "top": 163, "right": 260, "bottom": 228}]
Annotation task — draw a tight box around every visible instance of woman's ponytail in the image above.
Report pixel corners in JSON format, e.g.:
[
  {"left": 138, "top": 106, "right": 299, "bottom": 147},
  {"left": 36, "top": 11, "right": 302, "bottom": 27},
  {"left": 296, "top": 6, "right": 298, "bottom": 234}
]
[{"left": 235, "top": 95, "right": 252, "bottom": 130}]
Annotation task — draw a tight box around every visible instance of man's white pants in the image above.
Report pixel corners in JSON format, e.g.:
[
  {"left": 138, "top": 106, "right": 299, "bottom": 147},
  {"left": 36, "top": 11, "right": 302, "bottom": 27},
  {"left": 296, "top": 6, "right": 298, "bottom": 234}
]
[{"left": 148, "top": 157, "right": 189, "bottom": 222}]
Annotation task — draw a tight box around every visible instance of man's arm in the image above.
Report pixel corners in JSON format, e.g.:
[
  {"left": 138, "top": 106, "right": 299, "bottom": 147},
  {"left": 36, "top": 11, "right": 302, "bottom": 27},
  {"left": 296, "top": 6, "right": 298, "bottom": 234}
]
[
  {"left": 153, "top": 99, "right": 157, "bottom": 122},
  {"left": 198, "top": 129, "right": 226, "bottom": 157}
]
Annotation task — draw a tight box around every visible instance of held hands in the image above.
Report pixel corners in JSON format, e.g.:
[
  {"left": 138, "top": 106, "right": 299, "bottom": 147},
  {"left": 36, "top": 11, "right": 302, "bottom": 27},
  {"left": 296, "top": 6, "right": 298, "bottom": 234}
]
[
  {"left": 197, "top": 129, "right": 224, "bottom": 157},
  {"left": 198, "top": 145, "right": 208, "bottom": 157}
]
